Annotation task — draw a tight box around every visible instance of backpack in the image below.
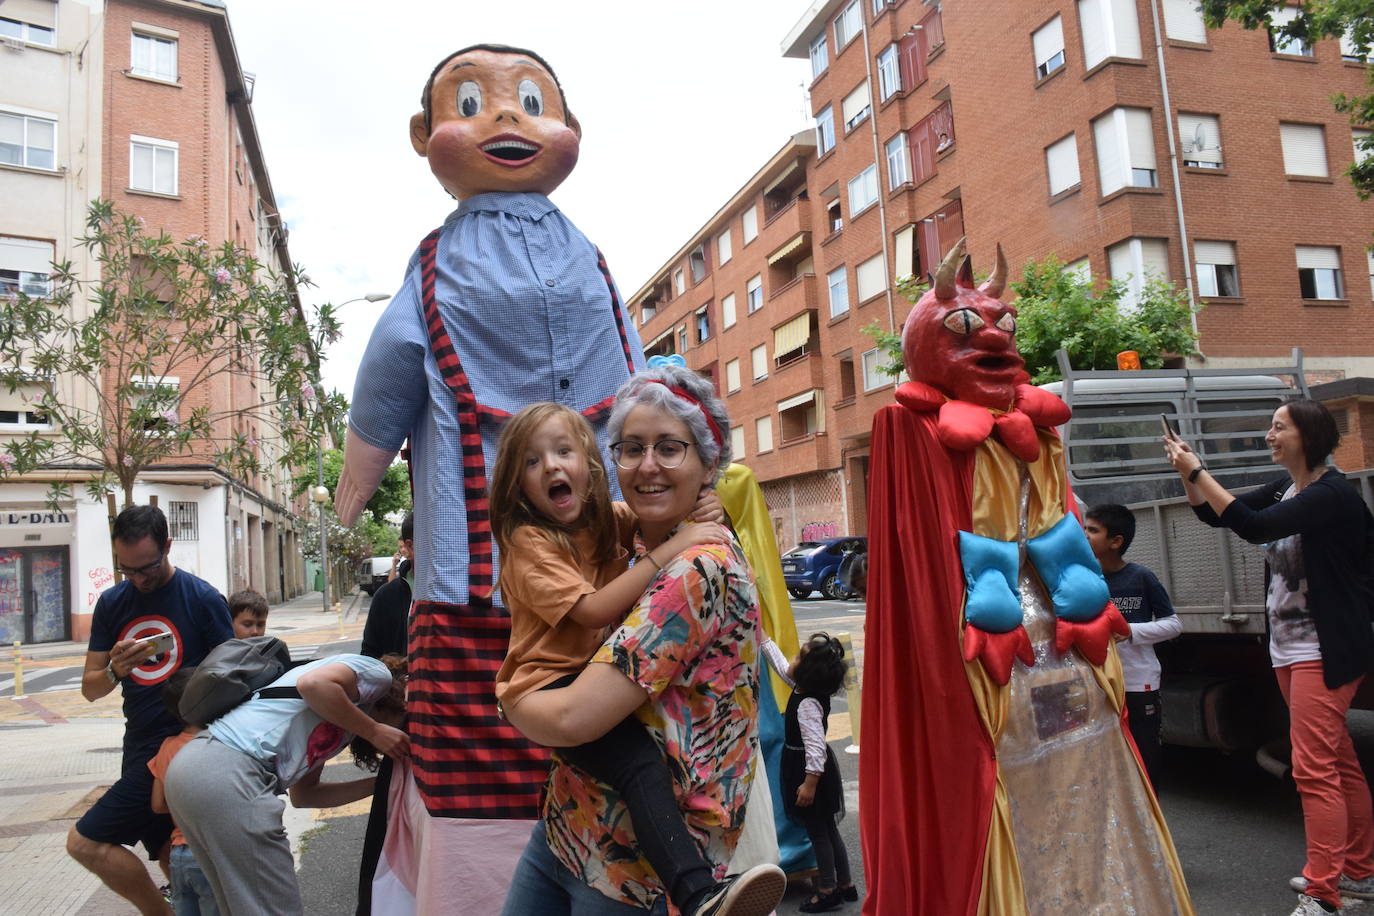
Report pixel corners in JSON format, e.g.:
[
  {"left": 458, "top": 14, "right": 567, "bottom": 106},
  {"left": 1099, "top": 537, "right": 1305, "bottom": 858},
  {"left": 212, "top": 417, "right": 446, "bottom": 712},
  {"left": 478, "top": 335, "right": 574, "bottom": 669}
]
[{"left": 179, "top": 636, "right": 301, "bottom": 725}]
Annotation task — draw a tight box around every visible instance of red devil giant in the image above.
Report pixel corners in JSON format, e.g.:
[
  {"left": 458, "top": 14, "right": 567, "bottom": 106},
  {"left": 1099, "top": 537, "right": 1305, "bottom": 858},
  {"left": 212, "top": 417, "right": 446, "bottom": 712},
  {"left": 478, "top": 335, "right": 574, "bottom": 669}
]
[{"left": 859, "top": 240, "right": 1195, "bottom": 915}]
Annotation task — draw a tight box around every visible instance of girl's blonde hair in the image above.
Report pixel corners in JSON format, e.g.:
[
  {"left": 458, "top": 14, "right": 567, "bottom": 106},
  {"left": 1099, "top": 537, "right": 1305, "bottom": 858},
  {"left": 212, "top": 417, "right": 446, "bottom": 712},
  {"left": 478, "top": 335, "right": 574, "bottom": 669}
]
[{"left": 490, "top": 403, "right": 619, "bottom": 593}]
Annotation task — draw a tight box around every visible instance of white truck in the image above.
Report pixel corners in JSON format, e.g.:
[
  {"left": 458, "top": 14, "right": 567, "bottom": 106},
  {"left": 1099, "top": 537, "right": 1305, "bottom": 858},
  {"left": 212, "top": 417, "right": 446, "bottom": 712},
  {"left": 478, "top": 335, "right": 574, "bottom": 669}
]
[{"left": 1045, "top": 349, "right": 1374, "bottom": 756}]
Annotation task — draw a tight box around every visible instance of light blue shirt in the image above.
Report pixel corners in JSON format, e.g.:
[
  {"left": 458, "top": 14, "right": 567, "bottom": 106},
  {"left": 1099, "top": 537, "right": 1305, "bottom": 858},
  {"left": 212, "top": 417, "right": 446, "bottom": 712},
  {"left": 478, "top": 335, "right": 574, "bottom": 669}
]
[
  {"left": 349, "top": 192, "right": 646, "bottom": 605},
  {"left": 208, "top": 655, "right": 391, "bottom": 788}
]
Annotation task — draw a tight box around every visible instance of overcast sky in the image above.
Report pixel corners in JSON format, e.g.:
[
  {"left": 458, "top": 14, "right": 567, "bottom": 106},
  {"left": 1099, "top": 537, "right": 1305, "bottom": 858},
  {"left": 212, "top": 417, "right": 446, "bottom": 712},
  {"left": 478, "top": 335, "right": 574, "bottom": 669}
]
[{"left": 224, "top": 0, "right": 815, "bottom": 398}]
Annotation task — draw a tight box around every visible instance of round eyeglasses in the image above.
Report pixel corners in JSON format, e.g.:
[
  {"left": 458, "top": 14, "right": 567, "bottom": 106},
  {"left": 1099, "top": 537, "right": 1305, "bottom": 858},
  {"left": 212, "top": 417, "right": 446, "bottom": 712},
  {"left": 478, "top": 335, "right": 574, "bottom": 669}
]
[{"left": 610, "top": 439, "right": 692, "bottom": 471}]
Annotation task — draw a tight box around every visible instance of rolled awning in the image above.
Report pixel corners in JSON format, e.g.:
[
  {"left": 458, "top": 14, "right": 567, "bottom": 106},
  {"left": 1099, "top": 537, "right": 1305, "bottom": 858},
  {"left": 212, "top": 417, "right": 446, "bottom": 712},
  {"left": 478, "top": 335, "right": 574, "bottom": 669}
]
[
  {"left": 767, "top": 232, "right": 810, "bottom": 264},
  {"left": 777, "top": 389, "right": 817, "bottom": 412}
]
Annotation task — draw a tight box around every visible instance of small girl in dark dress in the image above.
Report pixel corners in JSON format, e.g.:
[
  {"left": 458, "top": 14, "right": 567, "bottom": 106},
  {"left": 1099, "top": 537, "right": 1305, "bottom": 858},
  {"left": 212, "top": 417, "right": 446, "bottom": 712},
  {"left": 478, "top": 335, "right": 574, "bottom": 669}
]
[{"left": 762, "top": 633, "right": 855, "bottom": 913}]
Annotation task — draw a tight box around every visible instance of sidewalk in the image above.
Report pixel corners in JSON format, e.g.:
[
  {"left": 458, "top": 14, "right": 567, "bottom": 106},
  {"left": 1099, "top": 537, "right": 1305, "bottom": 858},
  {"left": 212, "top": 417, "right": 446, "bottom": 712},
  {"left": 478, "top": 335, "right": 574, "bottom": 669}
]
[{"left": 0, "top": 590, "right": 370, "bottom": 915}]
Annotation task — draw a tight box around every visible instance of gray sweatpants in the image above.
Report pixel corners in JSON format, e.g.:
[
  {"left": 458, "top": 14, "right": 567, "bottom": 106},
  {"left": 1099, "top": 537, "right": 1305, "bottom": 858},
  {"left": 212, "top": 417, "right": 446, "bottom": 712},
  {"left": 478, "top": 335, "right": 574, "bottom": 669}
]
[{"left": 164, "top": 734, "right": 303, "bottom": 916}]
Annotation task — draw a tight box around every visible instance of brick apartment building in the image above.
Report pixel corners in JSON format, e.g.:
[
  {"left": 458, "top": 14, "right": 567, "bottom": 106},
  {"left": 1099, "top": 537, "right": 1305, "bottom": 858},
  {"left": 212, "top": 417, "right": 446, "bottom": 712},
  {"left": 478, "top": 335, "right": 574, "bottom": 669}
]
[
  {"left": 1, "top": 0, "right": 310, "bottom": 642},
  {"left": 630, "top": 0, "right": 1373, "bottom": 550}
]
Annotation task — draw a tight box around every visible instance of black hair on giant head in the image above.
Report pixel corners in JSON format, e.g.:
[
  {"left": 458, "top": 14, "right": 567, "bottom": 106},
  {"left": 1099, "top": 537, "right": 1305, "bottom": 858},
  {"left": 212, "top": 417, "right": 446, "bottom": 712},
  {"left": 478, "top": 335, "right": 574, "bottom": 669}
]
[
  {"left": 793, "top": 632, "right": 848, "bottom": 698},
  {"left": 420, "top": 43, "right": 569, "bottom": 132},
  {"left": 1085, "top": 503, "right": 1136, "bottom": 554}
]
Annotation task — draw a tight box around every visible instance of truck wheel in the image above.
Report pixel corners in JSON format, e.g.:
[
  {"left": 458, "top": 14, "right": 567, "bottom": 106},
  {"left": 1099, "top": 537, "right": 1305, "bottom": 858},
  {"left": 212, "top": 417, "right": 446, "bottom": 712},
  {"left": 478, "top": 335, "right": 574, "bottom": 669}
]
[{"left": 788, "top": 587, "right": 812, "bottom": 600}]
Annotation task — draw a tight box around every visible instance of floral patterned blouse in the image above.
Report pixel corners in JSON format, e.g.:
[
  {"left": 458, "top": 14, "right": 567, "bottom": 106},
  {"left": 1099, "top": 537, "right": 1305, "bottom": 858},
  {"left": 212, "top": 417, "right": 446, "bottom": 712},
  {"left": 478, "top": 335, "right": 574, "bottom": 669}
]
[{"left": 543, "top": 529, "right": 762, "bottom": 909}]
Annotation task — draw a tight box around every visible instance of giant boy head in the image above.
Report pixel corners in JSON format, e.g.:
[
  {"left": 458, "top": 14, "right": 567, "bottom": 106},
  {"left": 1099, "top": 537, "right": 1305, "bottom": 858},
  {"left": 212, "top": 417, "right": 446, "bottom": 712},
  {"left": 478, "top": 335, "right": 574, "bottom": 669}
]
[
  {"left": 901, "top": 239, "right": 1024, "bottom": 411},
  {"left": 410, "top": 44, "right": 581, "bottom": 200}
]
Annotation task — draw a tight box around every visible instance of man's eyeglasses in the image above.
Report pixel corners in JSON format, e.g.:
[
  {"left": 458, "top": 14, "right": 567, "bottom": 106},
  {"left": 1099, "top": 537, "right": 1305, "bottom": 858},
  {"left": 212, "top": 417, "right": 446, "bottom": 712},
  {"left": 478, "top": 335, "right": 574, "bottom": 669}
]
[
  {"left": 609, "top": 439, "right": 692, "bottom": 471},
  {"left": 116, "top": 553, "right": 165, "bottom": 579}
]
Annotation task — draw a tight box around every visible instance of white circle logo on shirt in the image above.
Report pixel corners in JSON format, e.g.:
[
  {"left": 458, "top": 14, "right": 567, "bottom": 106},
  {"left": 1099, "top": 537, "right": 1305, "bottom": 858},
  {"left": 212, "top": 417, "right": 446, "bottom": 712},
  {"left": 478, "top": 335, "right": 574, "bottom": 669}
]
[{"left": 117, "top": 616, "right": 184, "bottom": 686}]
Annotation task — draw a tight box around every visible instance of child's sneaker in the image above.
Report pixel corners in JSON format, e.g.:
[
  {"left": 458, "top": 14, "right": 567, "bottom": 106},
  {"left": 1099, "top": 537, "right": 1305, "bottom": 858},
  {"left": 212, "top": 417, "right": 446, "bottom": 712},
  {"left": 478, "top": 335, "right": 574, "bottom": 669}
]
[{"left": 691, "top": 863, "right": 786, "bottom": 916}]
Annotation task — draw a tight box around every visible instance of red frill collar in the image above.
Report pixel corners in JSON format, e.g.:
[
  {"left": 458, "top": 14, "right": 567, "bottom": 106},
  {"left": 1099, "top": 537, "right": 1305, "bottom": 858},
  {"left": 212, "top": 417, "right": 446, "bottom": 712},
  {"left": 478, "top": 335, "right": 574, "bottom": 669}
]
[{"left": 894, "top": 381, "right": 1071, "bottom": 463}]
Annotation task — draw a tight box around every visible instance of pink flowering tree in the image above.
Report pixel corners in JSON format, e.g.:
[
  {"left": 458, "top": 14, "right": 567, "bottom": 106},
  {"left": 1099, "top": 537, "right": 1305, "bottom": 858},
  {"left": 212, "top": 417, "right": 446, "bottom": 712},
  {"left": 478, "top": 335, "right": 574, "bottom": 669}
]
[{"left": 0, "top": 200, "right": 347, "bottom": 508}]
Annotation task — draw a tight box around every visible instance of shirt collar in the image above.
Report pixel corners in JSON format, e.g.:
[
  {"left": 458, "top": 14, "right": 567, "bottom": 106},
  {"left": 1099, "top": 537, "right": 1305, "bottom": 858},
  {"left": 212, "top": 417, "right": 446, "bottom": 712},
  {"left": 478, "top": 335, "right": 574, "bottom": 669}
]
[{"left": 457, "top": 191, "right": 559, "bottom": 222}]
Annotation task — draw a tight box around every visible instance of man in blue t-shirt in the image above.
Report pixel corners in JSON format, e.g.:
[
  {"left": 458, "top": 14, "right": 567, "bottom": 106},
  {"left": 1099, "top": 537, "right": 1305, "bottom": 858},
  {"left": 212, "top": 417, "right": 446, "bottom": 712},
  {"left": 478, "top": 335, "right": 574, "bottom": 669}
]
[
  {"left": 1085, "top": 503, "right": 1182, "bottom": 786},
  {"left": 66, "top": 505, "right": 233, "bottom": 915}
]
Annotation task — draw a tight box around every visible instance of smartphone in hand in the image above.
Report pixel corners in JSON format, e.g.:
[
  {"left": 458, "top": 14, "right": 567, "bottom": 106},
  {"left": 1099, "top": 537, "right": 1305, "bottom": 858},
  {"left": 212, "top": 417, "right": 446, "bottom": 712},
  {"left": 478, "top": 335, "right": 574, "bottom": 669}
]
[
  {"left": 141, "top": 631, "right": 176, "bottom": 658},
  {"left": 1160, "top": 413, "right": 1179, "bottom": 440}
]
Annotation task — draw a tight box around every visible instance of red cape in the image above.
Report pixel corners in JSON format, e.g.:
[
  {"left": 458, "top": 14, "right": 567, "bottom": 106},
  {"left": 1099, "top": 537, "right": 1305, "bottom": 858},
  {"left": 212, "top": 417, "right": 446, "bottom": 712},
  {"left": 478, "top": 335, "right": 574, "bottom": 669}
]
[{"left": 859, "top": 402, "right": 994, "bottom": 916}]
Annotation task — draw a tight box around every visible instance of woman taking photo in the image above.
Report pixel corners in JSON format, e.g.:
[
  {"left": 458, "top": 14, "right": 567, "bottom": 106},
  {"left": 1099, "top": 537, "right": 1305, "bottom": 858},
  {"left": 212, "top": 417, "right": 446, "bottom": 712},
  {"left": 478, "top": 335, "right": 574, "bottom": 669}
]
[
  {"left": 1165, "top": 398, "right": 1374, "bottom": 916},
  {"left": 500, "top": 363, "right": 783, "bottom": 916}
]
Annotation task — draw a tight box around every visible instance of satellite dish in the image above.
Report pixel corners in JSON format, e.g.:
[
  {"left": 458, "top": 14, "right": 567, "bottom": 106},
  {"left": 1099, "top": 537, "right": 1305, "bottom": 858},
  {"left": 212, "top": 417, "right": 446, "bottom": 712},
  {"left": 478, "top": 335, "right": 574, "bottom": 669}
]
[{"left": 1193, "top": 123, "right": 1207, "bottom": 151}]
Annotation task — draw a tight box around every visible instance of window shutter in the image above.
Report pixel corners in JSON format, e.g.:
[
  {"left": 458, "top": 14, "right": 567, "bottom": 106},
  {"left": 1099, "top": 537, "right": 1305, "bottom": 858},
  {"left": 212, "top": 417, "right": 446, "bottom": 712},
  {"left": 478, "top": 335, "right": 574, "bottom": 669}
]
[
  {"left": 1046, "top": 134, "right": 1080, "bottom": 194},
  {"left": 856, "top": 254, "right": 885, "bottom": 301},
  {"left": 722, "top": 292, "right": 736, "bottom": 328},
  {"left": 1163, "top": 0, "right": 1206, "bottom": 42},
  {"left": 1093, "top": 112, "right": 1126, "bottom": 194},
  {"left": 774, "top": 314, "right": 811, "bottom": 355},
  {"left": 6, "top": 0, "right": 55, "bottom": 27},
  {"left": 731, "top": 426, "right": 745, "bottom": 460},
  {"left": 910, "top": 119, "right": 935, "bottom": 184},
  {"left": 755, "top": 416, "right": 773, "bottom": 452},
  {"left": 1178, "top": 113, "right": 1222, "bottom": 165},
  {"left": 751, "top": 345, "right": 768, "bottom": 379},
  {"left": 893, "top": 225, "right": 916, "bottom": 279},
  {"left": 1107, "top": 0, "right": 1143, "bottom": 58},
  {"left": 1193, "top": 240, "right": 1235, "bottom": 266},
  {"left": 1125, "top": 109, "right": 1156, "bottom": 171},
  {"left": 726, "top": 359, "right": 741, "bottom": 391},
  {"left": 1078, "top": 0, "right": 1108, "bottom": 68},
  {"left": 1140, "top": 239, "right": 1170, "bottom": 279},
  {"left": 1280, "top": 123, "right": 1328, "bottom": 176},
  {"left": 1354, "top": 129, "right": 1371, "bottom": 164},
  {"left": 0, "top": 236, "right": 54, "bottom": 274},
  {"left": 1108, "top": 240, "right": 1136, "bottom": 282},
  {"left": 1295, "top": 246, "right": 1340, "bottom": 270},
  {"left": 1032, "top": 16, "right": 1065, "bottom": 68},
  {"left": 899, "top": 30, "right": 926, "bottom": 88},
  {"left": 842, "top": 83, "right": 871, "bottom": 127}
]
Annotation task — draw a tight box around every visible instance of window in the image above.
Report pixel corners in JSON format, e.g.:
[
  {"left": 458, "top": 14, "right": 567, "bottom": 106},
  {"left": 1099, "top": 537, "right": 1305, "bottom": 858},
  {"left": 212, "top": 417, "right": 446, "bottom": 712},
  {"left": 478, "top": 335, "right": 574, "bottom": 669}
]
[
  {"left": 755, "top": 415, "right": 774, "bottom": 453},
  {"left": 779, "top": 390, "right": 821, "bottom": 441},
  {"left": 1107, "top": 237, "right": 1170, "bottom": 310},
  {"left": 1162, "top": 0, "right": 1207, "bottom": 42},
  {"left": 0, "top": 377, "right": 51, "bottom": 430},
  {"left": 167, "top": 501, "right": 199, "bottom": 541},
  {"left": 689, "top": 245, "right": 708, "bottom": 283},
  {"left": 722, "top": 292, "right": 737, "bottom": 329},
  {"left": 1077, "top": 0, "right": 1142, "bottom": 69},
  {"left": 730, "top": 425, "right": 746, "bottom": 460},
  {"left": 1180, "top": 113, "right": 1223, "bottom": 168},
  {"left": 774, "top": 314, "right": 811, "bottom": 366},
  {"left": 1352, "top": 128, "right": 1371, "bottom": 165},
  {"left": 130, "top": 135, "right": 178, "bottom": 195},
  {"left": 816, "top": 105, "right": 836, "bottom": 155},
  {"left": 742, "top": 206, "right": 758, "bottom": 244},
  {"left": 1368, "top": 251, "right": 1374, "bottom": 300},
  {"left": 1280, "top": 123, "right": 1328, "bottom": 177},
  {"left": 834, "top": 1, "right": 861, "bottom": 48},
  {"left": 885, "top": 133, "right": 910, "bottom": 188},
  {"left": 640, "top": 302, "right": 657, "bottom": 325},
  {"left": 1092, "top": 107, "right": 1157, "bottom": 194},
  {"left": 842, "top": 83, "right": 871, "bottom": 132},
  {"left": 1032, "top": 16, "right": 1066, "bottom": 78},
  {"left": 695, "top": 305, "right": 711, "bottom": 342},
  {"left": 677, "top": 326, "right": 688, "bottom": 353},
  {"left": 838, "top": 355, "right": 857, "bottom": 402},
  {"left": 751, "top": 344, "right": 769, "bottom": 381},
  {"left": 809, "top": 31, "right": 829, "bottom": 79},
  {"left": 856, "top": 254, "right": 885, "bottom": 302},
  {"left": 726, "top": 359, "right": 741, "bottom": 392},
  {"left": 1046, "top": 133, "right": 1081, "bottom": 195},
  {"left": 827, "top": 199, "right": 843, "bottom": 234},
  {"left": 0, "top": 7, "right": 55, "bottom": 47},
  {"left": 848, "top": 164, "right": 879, "bottom": 214},
  {"left": 131, "top": 31, "right": 178, "bottom": 81},
  {"left": 1194, "top": 240, "right": 1240, "bottom": 297},
  {"left": 861, "top": 348, "right": 888, "bottom": 390},
  {"left": 871, "top": 0, "right": 887, "bottom": 17},
  {"left": 746, "top": 275, "right": 763, "bottom": 313},
  {"left": 1296, "top": 246, "right": 1343, "bottom": 299},
  {"left": 1065, "top": 257, "right": 1092, "bottom": 285},
  {"left": 877, "top": 44, "right": 901, "bottom": 100},
  {"left": 1268, "top": 5, "right": 1312, "bottom": 56},
  {"left": 0, "top": 111, "right": 56, "bottom": 170},
  {"left": 718, "top": 228, "right": 733, "bottom": 265},
  {"left": 0, "top": 236, "right": 54, "bottom": 297},
  {"left": 828, "top": 266, "right": 849, "bottom": 318},
  {"left": 1342, "top": 27, "right": 1370, "bottom": 62},
  {"left": 673, "top": 268, "right": 685, "bottom": 295},
  {"left": 130, "top": 375, "right": 180, "bottom": 431}
]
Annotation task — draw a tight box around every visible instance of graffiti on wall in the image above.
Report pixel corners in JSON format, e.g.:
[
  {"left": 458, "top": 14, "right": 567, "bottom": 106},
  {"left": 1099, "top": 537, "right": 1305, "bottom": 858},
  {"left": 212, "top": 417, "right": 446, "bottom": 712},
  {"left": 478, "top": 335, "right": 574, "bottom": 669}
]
[{"left": 801, "top": 521, "right": 839, "bottom": 541}]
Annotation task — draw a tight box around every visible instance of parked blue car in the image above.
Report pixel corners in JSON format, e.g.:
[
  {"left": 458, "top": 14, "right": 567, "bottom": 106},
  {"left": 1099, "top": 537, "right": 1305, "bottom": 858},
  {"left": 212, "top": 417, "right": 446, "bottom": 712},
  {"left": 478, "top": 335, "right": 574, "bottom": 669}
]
[{"left": 781, "top": 536, "right": 867, "bottom": 600}]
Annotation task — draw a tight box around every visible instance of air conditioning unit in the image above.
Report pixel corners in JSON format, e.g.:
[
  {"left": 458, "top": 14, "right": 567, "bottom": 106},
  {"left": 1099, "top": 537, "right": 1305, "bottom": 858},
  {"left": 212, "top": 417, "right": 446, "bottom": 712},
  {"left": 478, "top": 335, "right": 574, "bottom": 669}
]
[{"left": 3, "top": 36, "right": 26, "bottom": 51}]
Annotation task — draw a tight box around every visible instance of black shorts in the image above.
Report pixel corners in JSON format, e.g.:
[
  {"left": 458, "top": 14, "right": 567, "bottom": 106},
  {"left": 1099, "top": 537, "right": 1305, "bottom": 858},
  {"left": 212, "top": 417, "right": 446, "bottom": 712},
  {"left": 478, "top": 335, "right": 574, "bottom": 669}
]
[{"left": 74, "top": 753, "right": 173, "bottom": 860}]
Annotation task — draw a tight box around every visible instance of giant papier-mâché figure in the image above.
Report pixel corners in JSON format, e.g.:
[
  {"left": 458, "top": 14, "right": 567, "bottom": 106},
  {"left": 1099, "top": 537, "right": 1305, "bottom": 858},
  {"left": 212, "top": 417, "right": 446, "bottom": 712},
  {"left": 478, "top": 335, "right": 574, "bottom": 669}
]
[
  {"left": 859, "top": 239, "right": 1195, "bottom": 915},
  {"left": 335, "top": 44, "right": 645, "bottom": 910}
]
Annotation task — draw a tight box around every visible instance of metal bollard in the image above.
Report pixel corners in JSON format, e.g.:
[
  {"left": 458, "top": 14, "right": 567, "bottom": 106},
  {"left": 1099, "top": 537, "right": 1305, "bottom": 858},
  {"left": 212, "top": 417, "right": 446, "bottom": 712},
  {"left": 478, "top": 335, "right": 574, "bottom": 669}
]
[
  {"left": 836, "top": 631, "right": 861, "bottom": 754},
  {"left": 11, "top": 640, "right": 25, "bottom": 700}
]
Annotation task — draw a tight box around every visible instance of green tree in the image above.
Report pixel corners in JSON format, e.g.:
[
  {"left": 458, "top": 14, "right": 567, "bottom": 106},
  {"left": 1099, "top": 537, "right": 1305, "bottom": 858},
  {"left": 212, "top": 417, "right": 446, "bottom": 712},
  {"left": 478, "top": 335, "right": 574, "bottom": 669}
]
[
  {"left": 0, "top": 201, "right": 344, "bottom": 508},
  {"left": 1199, "top": 0, "right": 1373, "bottom": 198},
  {"left": 1012, "top": 257, "right": 1200, "bottom": 384},
  {"left": 294, "top": 448, "right": 410, "bottom": 527}
]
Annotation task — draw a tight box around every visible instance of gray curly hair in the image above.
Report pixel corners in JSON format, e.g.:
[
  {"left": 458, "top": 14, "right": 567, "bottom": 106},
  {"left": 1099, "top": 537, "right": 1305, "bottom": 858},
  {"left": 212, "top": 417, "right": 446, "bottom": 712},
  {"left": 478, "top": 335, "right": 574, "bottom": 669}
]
[{"left": 608, "top": 365, "right": 732, "bottom": 483}]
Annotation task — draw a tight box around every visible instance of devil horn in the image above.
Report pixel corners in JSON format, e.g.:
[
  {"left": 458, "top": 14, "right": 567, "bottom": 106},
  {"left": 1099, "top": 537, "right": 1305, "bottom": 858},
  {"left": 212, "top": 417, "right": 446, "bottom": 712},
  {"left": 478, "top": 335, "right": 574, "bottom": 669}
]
[
  {"left": 933, "top": 237, "right": 966, "bottom": 300},
  {"left": 981, "top": 243, "right": 1008, "bottom": 298}
]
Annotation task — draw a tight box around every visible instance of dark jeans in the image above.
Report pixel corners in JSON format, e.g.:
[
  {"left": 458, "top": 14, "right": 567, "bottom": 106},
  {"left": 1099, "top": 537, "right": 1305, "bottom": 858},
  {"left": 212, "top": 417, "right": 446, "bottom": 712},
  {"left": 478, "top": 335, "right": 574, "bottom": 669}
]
[
  {"left": 799, "top": 813, "right": 851, "bottom": 893},
  {"left": 559, "top": 714, "right": 715, "bottom": 910},
  {"left": 1127, "top": 689, "right": 1163, "bottom": 786}
]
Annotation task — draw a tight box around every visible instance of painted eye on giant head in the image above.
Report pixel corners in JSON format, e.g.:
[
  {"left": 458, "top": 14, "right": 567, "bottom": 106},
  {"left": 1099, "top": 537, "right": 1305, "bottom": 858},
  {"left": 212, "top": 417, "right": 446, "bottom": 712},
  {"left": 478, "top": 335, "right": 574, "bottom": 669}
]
[
  {"left": 995, "top": 312, "right": 1016, "bottom": 333},
  {"left": 942, "top": 308, "right": 986, "bottom": 335},
  {"left": 518, "top": 79, "right": 544, "bottom": 116},
  {"left": 457, "top": 81, "right": 482, "bottom": 118}
]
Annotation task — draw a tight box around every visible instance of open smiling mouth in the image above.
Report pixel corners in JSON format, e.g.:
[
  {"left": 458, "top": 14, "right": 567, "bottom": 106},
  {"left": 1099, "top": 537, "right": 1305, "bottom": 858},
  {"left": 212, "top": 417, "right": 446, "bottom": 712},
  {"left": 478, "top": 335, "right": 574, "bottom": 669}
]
[
  {"left": 974, "top": 354, "right": 1021, "bottom": 372},
  {"left": 480, "top": 136, "right": 540, "bottom": 166},
  {"left": 547, "top": 482, "right": 572, "bottom": 506}
]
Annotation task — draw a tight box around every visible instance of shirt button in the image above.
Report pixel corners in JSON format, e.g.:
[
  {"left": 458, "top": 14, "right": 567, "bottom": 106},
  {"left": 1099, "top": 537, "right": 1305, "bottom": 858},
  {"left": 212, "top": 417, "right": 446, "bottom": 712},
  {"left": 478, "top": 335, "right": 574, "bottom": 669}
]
[
  {"left": 545, "top": 279, "right": 556, "bottom": 287},
  {"left": 559, "top": 378, "right": 570, "bottom": 390}
]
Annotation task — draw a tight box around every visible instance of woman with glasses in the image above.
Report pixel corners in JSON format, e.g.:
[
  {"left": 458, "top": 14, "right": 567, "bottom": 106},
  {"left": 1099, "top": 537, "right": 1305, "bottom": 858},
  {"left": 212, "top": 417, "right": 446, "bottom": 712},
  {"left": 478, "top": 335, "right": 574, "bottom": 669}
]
[{"left": 500, "top": 363, "right": 783, "bottom": 916}]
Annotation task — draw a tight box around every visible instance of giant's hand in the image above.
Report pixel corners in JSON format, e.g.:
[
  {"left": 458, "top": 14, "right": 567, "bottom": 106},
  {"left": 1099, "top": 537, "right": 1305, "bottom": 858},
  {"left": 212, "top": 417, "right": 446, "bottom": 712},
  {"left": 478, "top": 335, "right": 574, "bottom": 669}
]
[{"left": 335, "top": 428, "right": 398, "bottom": 526}]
